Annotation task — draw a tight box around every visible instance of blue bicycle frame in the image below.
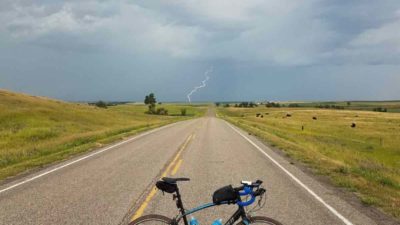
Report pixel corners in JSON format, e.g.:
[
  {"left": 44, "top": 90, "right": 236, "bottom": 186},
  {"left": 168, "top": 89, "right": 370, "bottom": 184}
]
[
  {"left": 174, "top": 201, "right": 250, "bottom": 225},
  {"left": 173, "top": 187, "right": 256, "bottom": 225}
]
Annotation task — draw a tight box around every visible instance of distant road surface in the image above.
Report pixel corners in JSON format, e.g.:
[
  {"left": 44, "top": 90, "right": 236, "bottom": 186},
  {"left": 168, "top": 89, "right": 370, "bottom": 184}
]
[{"left": 0, "top": 110, "right": 380, "bottom": 225}]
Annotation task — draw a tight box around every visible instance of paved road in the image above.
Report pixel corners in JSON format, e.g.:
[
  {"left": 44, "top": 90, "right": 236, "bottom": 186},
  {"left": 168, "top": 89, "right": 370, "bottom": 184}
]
[{"left": 0, "top": 112, "right": 381, "bottom": 225}]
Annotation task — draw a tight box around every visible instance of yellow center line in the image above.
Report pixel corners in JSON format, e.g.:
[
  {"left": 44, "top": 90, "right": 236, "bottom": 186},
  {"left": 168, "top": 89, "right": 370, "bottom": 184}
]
[
  {"left": 161, "top": 134, "right": 193, "bottom": 177},
  {"left": 131, "top": 133, "right": 193, "bottom": 221},
  {"left": 131, "top": 188, "right": 158, "bottom": 221},
  {"left": 171, "top": 159, "right": 183, "bottom": 175}
]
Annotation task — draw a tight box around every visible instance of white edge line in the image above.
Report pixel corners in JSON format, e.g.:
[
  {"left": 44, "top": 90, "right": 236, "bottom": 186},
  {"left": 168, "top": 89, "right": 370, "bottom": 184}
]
[
  {"left": 225, "top": 121, "right": 354, "bottom": 225},
  {"left": 0, "top": 122, "right": 180, "bottom": 194}
]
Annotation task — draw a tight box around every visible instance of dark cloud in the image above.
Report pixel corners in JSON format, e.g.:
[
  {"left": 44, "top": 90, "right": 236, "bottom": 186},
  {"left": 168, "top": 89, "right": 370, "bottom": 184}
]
[{"left": 0, "top": 0, "right": 399, "bottom": 101}]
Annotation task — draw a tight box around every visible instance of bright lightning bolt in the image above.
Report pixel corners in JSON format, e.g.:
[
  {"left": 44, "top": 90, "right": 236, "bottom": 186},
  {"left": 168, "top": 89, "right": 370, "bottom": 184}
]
[{"left": 187, "top": 67, "right": 213, "bottom": 103}]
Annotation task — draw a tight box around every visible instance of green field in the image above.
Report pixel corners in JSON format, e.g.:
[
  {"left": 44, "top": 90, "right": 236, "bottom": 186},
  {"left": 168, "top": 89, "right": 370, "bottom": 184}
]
[
  {"left": 0, "top": 90, "right": 206, "bottom": 181},
  {"left": 218, "top": 106, "right": 400, "bottom": 218},
  {"left": 282, "top": 100, "right": 400, "bottom": 113}
]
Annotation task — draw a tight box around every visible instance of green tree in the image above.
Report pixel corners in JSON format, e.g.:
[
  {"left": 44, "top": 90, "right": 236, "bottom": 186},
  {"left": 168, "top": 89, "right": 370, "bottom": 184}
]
[
  {"left": 145, "top": 93, "right": 156, "bottom": 105},
  {"left": 144, "top": 93, "right": 157, "bottom": 114},
  {"left": 95, "top": 101, "right": 107, "bottom": 108}
]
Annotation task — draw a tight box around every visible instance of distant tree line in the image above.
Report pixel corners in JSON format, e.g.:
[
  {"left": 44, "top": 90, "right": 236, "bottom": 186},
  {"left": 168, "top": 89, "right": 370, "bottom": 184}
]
[
  {"left": 288, "top": 103, "right": 300, "bottom": 107},
  {"left": 314, "top": 104, "right": 345, "bottom": 110},
  {"left": 215, "top": 102, "right": 258, "bottom": 108},
  {"left": 373, "top": 107, "right": 388, "bottom": 112},
  {"left": 216, "top": 99, "right": 390, "bottom": 113},
  {"left": 214, "top": 102, "right": 234, "bottom": 107},
  {"left": 90, "top": 101, "right": 131, "bottom": 108},
  {"left": 93, "top": 101, "right": 108, "bottom": 108},
  {"left": 265, "top": 102, "right": 281, "bottom": 108},
  {"left": 235, "top": 102, "right": 257, "bottom": 108}
]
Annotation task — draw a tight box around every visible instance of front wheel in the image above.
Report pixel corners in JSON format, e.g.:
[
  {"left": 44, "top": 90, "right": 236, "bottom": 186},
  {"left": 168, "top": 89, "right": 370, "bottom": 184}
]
[
  {"left": 129, "top": 214, "right": 173, "bottom": 225},
  {"left": 239, "top": 216, "right": 283, "bottom": 225}
]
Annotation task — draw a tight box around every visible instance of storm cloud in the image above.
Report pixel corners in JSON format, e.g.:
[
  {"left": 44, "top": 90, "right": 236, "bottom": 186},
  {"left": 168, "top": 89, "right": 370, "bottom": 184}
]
[{"left": 0, "top": 0, "right": 399, "bottom": 101}]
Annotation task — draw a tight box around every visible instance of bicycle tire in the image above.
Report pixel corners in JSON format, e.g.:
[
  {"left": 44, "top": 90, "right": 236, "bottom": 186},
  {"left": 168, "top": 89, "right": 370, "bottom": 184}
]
[
  {"left": 239, "top": 216, "right": 283, "bottom": 225},
  {"left": 129, "top": 214, "right": 173, "bottom": 225}
]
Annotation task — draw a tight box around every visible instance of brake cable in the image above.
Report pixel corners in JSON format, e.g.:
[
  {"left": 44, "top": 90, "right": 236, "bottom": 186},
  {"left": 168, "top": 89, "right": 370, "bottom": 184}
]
[{"left": 247, "top": 187, "right": 267, "bottom": 214}]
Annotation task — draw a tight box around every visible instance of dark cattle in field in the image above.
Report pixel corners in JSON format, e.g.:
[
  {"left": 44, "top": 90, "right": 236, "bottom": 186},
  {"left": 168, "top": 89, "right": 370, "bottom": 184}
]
[
  {"left": 312, "top": 117, "right": 317, "bottom": 120},
  {"left": 351, "top": 123, "right": 356, "bottom": 128},
  {"left": 286, "top": 113, "right": 292, "bottom": 117},
  {"left": 256, "top": 113, "right": 261, "bottom": 117},
  {"left": 261, "top": 115, "right": 264, "bottom": 118}
]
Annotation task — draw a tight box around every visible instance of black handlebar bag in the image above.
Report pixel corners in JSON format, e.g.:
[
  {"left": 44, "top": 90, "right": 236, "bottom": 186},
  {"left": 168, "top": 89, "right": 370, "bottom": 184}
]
[{"left": 212, "top": 185, "right": 238, "bottom": 204}]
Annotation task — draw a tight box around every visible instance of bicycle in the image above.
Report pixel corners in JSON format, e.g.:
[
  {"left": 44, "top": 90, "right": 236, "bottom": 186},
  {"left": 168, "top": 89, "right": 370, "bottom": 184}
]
[{"left": 129, "top": 177, "right": 283, "bottom": 225}]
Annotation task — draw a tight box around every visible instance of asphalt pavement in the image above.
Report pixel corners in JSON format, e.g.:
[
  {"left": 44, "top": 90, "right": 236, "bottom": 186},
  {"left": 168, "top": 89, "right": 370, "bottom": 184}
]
[{"left": 0, "top": 111, "right": 383, "bottom": 225}]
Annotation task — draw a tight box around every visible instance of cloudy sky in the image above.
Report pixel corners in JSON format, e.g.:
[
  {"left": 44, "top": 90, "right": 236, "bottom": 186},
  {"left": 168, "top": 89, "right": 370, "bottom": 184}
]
[{"left": 1, "top": 0, "right": 400, "bottom": 102}]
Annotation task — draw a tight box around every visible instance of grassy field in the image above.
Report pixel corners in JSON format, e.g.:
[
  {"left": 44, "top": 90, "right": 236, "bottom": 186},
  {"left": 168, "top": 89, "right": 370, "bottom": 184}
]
[
  {"left": 0, "top": 90, "right": 206, "bottom": 181},
  {"left": 282, "top": 100, "right": 400, "bottom": 113},
  {"left": 218, "top": 106, "right": 400, "bottom": 218}
]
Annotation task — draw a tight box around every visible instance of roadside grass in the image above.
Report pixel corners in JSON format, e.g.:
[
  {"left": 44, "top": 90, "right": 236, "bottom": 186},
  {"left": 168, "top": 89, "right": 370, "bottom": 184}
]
[
  {"left": 0, "top": 90, "right": 207, "bottom": 181},
  {"left": 217, "top": 107, "right": 400, "bottom": 218}
]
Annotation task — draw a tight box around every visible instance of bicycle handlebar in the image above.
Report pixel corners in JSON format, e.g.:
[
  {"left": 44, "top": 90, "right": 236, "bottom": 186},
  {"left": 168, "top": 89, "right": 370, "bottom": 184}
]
[
  {"left": 233, "top": 180, "right": 262, "bottom": 191},
  {"left": 233, "top": 180, "right": 265, "bottom": 207}
]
